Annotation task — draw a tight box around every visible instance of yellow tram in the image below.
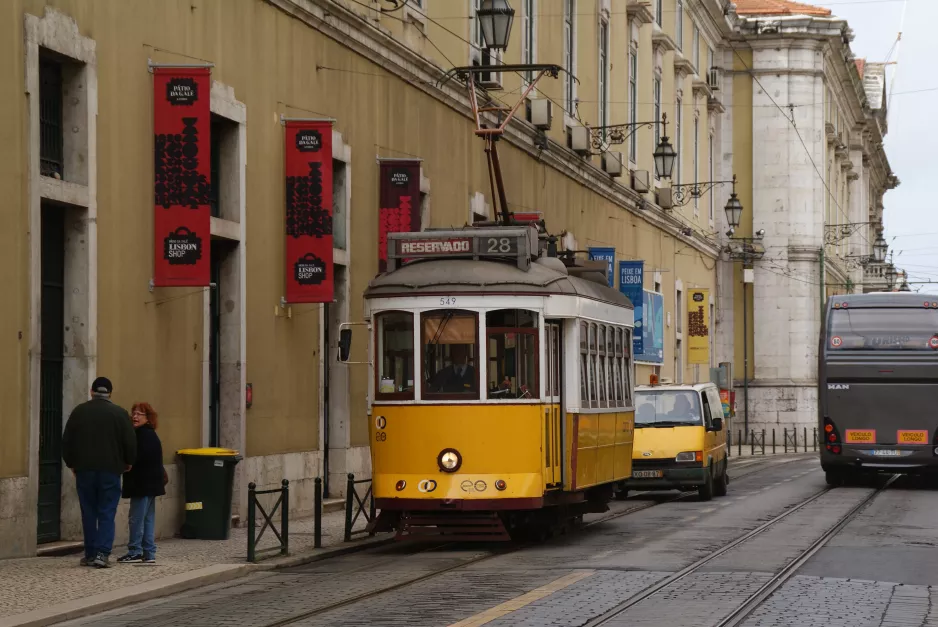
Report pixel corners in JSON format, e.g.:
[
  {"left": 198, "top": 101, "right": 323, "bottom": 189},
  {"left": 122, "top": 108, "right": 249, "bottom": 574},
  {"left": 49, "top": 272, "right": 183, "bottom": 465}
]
[{"left": 348, "top": 225, "right": 636, "bottom": 540}]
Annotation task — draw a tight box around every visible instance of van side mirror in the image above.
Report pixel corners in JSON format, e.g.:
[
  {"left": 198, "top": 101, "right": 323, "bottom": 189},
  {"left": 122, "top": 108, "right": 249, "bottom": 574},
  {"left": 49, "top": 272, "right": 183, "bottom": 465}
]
[
  {"left": 711, "top": 417, "right": 724, "bottom": 432},
  {"left": 338, "top": 329, "right": 352, "bottom": 362}
]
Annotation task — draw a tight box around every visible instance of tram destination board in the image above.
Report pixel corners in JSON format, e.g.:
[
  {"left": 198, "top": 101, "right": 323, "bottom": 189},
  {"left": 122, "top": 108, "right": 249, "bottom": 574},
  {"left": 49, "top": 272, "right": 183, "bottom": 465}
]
[{"left": 386, "top": 228, "right": 534, "bottom": 272}]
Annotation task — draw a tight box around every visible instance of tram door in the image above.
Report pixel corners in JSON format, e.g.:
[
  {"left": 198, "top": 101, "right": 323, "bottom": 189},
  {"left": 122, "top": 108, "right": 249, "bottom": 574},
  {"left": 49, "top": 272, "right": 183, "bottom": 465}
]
[{"left": 545, "top": 322, "right": 563, "bottom": 488}]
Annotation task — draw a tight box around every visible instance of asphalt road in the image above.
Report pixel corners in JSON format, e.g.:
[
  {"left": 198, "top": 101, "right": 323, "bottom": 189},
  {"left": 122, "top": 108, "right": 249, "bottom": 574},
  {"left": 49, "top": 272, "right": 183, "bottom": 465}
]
[{"left": 62, "top": 456, "right": 938, "bottom": 627}]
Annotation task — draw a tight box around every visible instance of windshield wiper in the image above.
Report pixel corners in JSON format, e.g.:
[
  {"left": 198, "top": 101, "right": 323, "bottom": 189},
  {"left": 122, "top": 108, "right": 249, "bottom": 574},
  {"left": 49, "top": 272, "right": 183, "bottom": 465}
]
[{"left": 644, "top": 420, "right": 696, "bottom": 427}]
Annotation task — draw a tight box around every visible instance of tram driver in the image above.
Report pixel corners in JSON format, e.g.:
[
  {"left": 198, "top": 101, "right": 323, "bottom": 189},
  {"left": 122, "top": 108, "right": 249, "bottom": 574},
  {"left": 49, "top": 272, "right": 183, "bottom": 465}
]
[{"left": 428, "top": 344, "right": 477, "bottom": 394}]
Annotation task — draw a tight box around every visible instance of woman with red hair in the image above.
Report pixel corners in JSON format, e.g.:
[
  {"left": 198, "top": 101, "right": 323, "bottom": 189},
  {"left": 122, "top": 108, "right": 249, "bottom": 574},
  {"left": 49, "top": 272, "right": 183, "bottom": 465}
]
[{"left": 118, "top": 402, "right": 165, "bottom": 564}]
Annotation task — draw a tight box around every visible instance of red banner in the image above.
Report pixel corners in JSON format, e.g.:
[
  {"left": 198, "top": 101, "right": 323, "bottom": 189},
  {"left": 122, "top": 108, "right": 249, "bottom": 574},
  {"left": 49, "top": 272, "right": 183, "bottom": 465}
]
[
  {"left": 378, "top": 160, "right": 421, "bottom": 273},
  {"left": 285, "top": 120, "right": 334, "bottom": 303},
  {"left": 152, "top": 67, "right": 212, "bottom": 287}
]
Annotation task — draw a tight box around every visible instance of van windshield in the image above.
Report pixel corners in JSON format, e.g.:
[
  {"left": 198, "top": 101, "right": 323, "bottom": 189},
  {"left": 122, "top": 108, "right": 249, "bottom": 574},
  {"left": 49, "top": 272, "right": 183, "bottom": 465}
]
[
  {"left": 634, "top": 391, "right": 702, "bottom": 427},
  {"left": 828, "top": 307, "right": 938, "bottom": 351}
]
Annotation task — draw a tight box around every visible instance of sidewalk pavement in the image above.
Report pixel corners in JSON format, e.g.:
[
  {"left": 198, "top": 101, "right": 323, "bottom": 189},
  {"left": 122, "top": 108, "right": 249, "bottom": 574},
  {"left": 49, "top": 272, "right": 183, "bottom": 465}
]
[{"left": 0, "top": 496, "right": 393, "bottom": 627}]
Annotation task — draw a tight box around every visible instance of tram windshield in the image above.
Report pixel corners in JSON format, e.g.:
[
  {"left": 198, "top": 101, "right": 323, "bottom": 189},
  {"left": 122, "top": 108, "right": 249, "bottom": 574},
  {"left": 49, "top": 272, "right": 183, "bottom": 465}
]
[
  {"left": 828, "top": 307, "right": 938, "bottom": 351},
  {"left": 634, "top": 390, "right": 702, "bottom": 426},
  {"left": 375, "top": 312, "right": 415, "bottom": 399},
  {"left": 486, "top": 310, "right": 538, "bottom": 400},
  {"left": 422, "top": 310, "right": 479, "bottom": 398}
]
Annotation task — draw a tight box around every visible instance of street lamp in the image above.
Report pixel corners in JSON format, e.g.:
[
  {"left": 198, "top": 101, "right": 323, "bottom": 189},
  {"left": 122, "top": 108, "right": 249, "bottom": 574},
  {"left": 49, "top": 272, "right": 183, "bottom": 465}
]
[
  {"left": 885, "top": 264, "right": 898, "bottom": 289},
  {"left": 873, "top": 234, "right": 887, "bottom": 263},
  {"left": 724, "top": 190, "right": 743, "bottom": 231},
  {"left": 477, "top": 0, "right": 515, "bottom": 51},
  {"left": 653, "top": 114, "right": 677, "bottom": 179}
]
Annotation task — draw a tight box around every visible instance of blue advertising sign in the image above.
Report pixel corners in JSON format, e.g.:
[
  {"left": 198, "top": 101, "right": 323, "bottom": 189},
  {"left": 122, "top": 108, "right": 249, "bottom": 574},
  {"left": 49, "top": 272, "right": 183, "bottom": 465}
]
[
  {"left": 618, "top": 261, "right": 643, "bottom": 355},
  {"left": 638, "top": 290, "right": 664, "bottom": 364},
  {"left": 589, "top": 247, "right": 615, "bottom": 288}
]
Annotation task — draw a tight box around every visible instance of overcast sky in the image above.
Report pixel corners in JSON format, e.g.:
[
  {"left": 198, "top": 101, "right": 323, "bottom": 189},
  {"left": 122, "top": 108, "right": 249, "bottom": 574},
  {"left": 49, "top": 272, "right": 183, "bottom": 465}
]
[{"left": 810, "top": 0, "right": 938, "bottom": 291}]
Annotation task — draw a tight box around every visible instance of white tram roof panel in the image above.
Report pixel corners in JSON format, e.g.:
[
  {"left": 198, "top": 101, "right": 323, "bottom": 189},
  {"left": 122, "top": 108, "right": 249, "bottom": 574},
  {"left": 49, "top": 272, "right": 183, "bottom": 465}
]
[{"left": 365, "top": 258, "right": 634, "bottom": 310}]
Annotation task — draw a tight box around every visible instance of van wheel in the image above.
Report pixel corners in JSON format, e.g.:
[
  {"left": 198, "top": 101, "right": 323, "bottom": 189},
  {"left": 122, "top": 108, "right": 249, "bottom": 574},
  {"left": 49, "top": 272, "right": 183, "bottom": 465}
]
[
  {"left": 698, "top": 468, "right": 715, "bottom": 501},
  {"left": 714, "top": 464, "right": 728, "bottom": 497}
]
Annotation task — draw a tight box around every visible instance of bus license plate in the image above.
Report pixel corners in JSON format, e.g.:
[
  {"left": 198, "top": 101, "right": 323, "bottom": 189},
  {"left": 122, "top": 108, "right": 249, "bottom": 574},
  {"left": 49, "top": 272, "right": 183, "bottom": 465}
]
[
  {"left": 633, "top": 470, "right": 663, "bottom": 478},
  {"left": 871, "top": 449, "right": 901, "bottom": 457}
]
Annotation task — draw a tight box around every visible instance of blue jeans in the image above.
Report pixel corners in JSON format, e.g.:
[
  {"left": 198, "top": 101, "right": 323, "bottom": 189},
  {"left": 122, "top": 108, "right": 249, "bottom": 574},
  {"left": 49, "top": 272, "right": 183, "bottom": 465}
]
[
  {"left": 75, "top": 471, "right": 122, "bottom": 559},
  {"left": 128, "top": 496, "right": 157, "bottom": 559}
]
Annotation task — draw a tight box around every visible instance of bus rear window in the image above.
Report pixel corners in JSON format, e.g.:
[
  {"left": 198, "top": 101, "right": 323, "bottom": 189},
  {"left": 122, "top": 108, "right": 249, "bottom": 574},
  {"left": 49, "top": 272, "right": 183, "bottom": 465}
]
[{"left": 828, "top": 308, "right": 938, "bottom": 350}]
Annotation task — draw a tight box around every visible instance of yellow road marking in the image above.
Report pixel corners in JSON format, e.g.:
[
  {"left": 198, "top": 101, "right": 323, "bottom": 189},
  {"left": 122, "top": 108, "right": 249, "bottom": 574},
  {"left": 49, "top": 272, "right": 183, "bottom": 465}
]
[{"left": 447, "top": 570, "right": 595, "bottom": 627}]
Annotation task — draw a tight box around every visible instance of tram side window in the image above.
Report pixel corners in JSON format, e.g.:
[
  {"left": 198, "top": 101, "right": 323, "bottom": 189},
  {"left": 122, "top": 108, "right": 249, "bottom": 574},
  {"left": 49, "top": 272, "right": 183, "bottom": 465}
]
[
  {"left": 580, "top": 321, "right": 590, "bottom": 407},
  {"left": 376, "top": 311, "right": 415, "bottom": 400},
  {"left": 612, "top": 328, "right": 622, "bottom": 406},
  {"left": 422, "top": 310, "right": 479, "bottom": 399},
  {"left": 486, "top": 309, "right": 538, "bottom": 400},
  {"left": 622, "top": 328, "right": 633, "bottom": 407},
  {"left": 589, "top": 323, "right": 600, "bottom": 409},
  {"left": 597, "top": 324, "right": 608, "bottom": 408}
]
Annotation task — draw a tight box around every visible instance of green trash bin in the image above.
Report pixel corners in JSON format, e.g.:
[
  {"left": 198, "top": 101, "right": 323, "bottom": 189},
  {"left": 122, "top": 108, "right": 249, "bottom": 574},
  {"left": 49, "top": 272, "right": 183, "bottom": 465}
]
[{"left": 176, "top": 447, "right": 242, "bottom": 540}]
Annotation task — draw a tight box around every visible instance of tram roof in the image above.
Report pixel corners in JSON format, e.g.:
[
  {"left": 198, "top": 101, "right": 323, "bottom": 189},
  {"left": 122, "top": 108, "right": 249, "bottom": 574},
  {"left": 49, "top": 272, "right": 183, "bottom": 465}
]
[{"left": 365, "top": 258, "right": 634, "bottom": 309}]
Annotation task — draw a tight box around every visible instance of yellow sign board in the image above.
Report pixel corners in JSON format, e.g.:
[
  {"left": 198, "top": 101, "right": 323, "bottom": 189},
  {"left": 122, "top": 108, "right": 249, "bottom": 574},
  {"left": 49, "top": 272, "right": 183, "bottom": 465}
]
[
  {"left": 687, "top": 288, "right": 710, "bottom": 365},
  {"left": 845, "top": 429, "right": 875, "bottom": 444},
  {"left": 897, "top": 430, "right": 928, "bottom": 444},
  {"left": 185, "top": 502, "right": 203, "bottom": 511}
]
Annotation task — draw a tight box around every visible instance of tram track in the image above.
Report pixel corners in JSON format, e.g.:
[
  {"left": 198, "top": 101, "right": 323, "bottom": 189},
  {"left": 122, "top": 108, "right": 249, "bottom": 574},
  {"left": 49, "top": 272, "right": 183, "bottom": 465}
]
[
  {"left": 584, "top": 473, "right": 898, "bottom": 627},
  {"left": 251, "top": 454, "right": 806, "bottom": 627}
]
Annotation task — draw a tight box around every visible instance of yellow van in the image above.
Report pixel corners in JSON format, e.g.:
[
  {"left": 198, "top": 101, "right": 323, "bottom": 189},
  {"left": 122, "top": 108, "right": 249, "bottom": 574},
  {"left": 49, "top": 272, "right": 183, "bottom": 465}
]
[{"left": 620, "top": 382, "right": 729, "bottom": 501}]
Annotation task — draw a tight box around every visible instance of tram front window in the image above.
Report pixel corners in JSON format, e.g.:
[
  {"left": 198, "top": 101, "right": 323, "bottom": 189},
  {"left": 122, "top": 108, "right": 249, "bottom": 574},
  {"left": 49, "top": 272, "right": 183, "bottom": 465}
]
[
  {"left": 486, "top": 310, "right": 538, "bottom": 400},
  {"left": 376, "top": 311, "right": 414, "bottom": 399},
  {"left": 422, "top": 310, "right": 479, "bottom": 398}
]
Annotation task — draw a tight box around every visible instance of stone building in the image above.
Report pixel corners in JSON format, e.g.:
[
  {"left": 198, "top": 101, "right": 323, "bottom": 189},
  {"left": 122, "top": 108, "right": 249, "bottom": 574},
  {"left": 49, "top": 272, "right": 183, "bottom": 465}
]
[{"left": 726, "top": 0, "right": 898, "bottom": 438}]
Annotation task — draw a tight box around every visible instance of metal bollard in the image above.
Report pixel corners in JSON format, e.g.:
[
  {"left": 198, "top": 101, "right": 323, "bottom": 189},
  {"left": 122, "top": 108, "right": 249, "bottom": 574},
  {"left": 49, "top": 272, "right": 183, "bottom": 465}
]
[
  {"left": 813, "top": 427, "right": 818, "bottom": 452},
  {"left": 783, "top": 428, "right": 788, "bottom": 454},
  {"left": 803, "top": 427, "right": 808, "bottom": 453},
  {"left": 761, "top": 429, "right": 766, "bottom": 455},
  {"left": 247, "top": 482, "right": 257, "bottom": 563},
  {"left": 314, "top": 477, "right": 323, "bottom": 549},
  {"left": 344, "top": 473, "right": 355, "bottom": 542},
  {"left": 772, "top": 429, "right": 776, "bottom": 455},
  {"left": 750, "top": 430, "right": 755, "bottom": 456},
  {"left": 281, "top": 479, "right": 290, "bottom": 556},
  {"left": 738, "top": 430, "right": 742, "bottom": 456}
]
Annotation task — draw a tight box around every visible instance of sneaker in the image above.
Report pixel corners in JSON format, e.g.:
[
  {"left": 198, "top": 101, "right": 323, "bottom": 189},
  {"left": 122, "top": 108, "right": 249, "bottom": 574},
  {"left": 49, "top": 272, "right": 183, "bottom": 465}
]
[
  {"left": 92, "top": 554, "right": 112, "bottom": 569},
  {"left": 80, "top": 557, "right": 93, "bottom": 567},
  {"left": 117, "top": 553, "right": 143, "bottom": 564},
  {"left": 142, "top": 556, "right": 156, "bottom": 564}
]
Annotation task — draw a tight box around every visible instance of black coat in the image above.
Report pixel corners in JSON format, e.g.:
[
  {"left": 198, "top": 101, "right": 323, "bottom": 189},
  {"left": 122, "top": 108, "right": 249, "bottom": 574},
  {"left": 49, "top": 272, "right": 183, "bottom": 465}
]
[
  {"left": 121, "top": 425, "right": 166, "bottom": 498},
  {"left": 63, "top": 397, "right": 137, "bottom": 475}
]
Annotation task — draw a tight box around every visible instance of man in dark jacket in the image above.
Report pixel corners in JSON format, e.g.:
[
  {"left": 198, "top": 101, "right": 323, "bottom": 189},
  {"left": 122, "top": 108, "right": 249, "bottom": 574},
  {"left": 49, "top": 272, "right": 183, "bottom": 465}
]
[{"left": 62, "top": 377, "right": 137, "bottom": 568}]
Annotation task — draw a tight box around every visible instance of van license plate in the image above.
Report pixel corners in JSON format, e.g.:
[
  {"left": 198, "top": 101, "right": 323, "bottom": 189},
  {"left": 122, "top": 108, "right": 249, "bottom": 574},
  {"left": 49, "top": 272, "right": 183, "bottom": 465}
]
[
  {"left": 871, "top": 450, "right": 901, "bottom": 457},
  {"left": 633, "top": 470, "right": 663, "bottom": 478}
]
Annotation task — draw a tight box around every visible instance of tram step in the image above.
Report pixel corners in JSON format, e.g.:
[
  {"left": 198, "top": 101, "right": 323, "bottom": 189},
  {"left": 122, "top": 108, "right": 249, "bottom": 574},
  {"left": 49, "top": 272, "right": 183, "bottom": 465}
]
[{"left": 397, "top": 512, "right": 511, "bottom": 542}]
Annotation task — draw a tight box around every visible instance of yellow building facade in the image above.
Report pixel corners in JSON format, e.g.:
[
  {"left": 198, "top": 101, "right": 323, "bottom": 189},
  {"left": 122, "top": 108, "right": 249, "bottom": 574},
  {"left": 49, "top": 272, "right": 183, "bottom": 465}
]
[{"left": 0, "top": 0, "right": 737, "bottom": 558}]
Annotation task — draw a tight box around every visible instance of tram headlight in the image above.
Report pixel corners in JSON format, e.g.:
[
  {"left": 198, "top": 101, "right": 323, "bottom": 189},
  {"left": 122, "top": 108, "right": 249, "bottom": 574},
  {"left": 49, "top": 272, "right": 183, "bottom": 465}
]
[{"left": 437, "top": 448, "right": 462, "bottom": 473}]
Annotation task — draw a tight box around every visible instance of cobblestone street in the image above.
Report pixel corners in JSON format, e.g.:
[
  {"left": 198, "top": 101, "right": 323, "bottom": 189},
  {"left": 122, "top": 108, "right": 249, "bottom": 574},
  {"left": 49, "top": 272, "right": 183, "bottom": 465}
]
[{"left": 43, "top": 454, "right": 938, "bottom": 627}]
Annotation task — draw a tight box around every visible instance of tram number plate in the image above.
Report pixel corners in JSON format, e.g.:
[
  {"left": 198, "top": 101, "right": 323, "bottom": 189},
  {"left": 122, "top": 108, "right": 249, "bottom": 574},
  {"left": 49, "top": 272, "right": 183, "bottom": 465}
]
[
  {"left": 632, "top": 470, "right": 663, "bottom": 478},
  {"left": 871, "top": 449, "right": 901, "bottom": 457}
]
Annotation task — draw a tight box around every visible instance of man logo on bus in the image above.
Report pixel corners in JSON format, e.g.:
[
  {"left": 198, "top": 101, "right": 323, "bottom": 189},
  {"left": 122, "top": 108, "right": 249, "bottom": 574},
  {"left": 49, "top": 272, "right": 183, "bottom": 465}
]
[
  {"left": 830, "top": 336, "right": 843, "bottom": 348},
  {"left": 828, "top": 384, "right": 850, "bottom": 390}
]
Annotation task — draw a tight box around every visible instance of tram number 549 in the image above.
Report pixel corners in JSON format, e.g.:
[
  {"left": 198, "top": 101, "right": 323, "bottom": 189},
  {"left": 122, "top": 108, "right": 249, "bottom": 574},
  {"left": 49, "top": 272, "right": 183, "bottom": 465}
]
[{"left": 486, "top": 237, "right": 517, "bottom": 254}]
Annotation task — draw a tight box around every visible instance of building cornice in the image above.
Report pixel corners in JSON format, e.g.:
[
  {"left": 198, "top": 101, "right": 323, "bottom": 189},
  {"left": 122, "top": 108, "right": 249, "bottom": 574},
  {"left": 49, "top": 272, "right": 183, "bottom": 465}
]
[{"left": 264, "top": 0, "right": 722, "bottom": 259}]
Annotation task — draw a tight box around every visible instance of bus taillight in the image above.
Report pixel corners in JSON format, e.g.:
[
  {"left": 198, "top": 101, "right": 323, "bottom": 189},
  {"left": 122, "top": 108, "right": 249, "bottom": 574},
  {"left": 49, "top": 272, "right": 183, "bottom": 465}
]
[{"left": 824, "top": 418, "right": 842, "bottom": 454}]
